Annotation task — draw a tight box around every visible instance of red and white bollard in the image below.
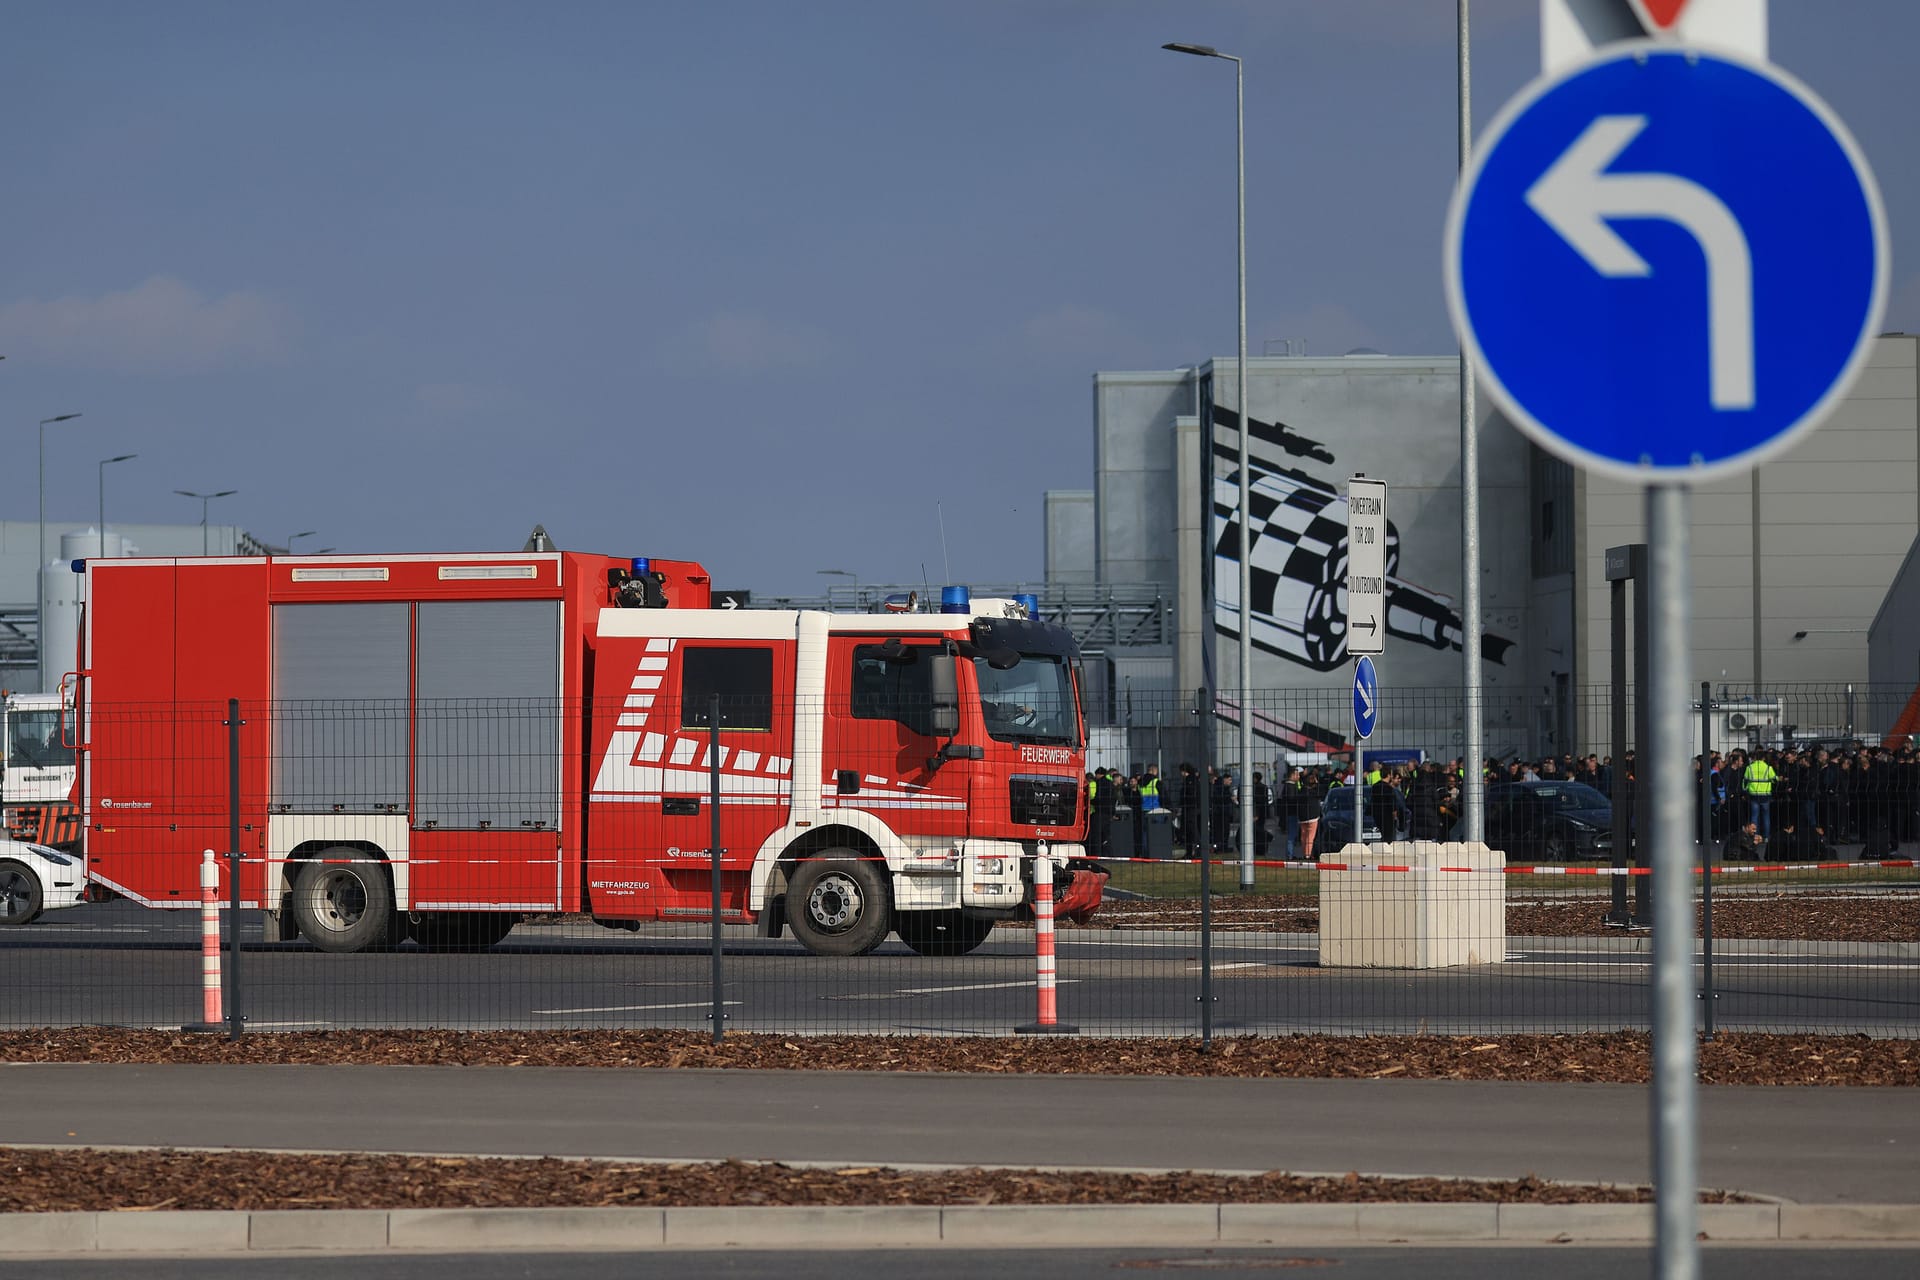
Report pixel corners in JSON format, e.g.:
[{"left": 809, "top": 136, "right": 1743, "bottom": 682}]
[
  {"left": 1017, "top": 846, "right": 1078, "bottom": 1035},
  {"left": 184, "top": 849, "right": 225, "bottom": 1032}
]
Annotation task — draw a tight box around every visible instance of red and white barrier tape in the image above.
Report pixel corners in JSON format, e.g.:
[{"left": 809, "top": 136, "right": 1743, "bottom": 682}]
[{"left": 1103, "top": 855, "right": 1917, "bottom": 877}]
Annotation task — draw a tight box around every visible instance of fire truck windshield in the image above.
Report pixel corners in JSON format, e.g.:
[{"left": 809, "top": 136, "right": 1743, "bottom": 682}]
[{"left": 974, "top": 653, "right": 1080, "bottom": 746}]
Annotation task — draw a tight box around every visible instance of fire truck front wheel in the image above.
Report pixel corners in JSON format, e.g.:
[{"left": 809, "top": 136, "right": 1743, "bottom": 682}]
[
  {"left": 290, "top": 847, "right": 395, "bottom": 953},
  {"left": 786, "top": 849, "right": 891, "bottom": 957}
]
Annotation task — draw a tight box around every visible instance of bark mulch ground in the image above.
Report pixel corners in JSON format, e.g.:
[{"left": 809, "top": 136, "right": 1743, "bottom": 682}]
[
  {"left": 2, "top": 1029, "right": 1913, "bottom": 1085},
  {"left": 0, "top": 1149, "right": 1709, "bottom": 1214}
]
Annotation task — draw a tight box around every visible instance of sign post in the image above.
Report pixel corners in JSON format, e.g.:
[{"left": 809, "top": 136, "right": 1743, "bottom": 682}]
[
  {"left": 1447, "top": 24, "right": 1885, "bottom": 1280},
  {"left": 1347, "top": 477, "right": 1386, "bottom": 849},
  {"left": 1352, "top": 655, "right": 1378, "bottom": 847}
]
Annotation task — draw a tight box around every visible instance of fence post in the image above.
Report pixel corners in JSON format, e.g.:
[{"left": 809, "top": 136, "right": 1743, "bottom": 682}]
[
  {"left": 1698, "top": 681, "right": 1716, "bottom": 1039},
  {"left": 225, "top": 698, "right": 245, "bottom": 1041},
  {"left": 183, "top": 849, "right": 224, "bottom": 1033},
  {"left": 1196, "top": 686, "right": 1214, "bottom": 1051},
  {"left": 709, "top": 692, "right": 725, "bottom": 1045}
]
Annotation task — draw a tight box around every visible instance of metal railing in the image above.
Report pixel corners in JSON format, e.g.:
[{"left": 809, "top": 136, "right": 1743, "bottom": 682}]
[{"left": 0, "top": 687, "right": 1911, "bottom": 1039}]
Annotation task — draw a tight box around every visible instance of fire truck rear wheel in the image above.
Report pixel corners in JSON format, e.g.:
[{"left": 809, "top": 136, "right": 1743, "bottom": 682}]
[
  {"left": 291, "top": 847, "right": 394, "bottom": 953},
  {"left": 0, "top": 859, "right": 44, "bottom": 927},
  {"left": 895, "top": 909, "right": 993, "bottom": 957},
  {"left": 787, "top": 848, "right": 890, "bottom": 957}
]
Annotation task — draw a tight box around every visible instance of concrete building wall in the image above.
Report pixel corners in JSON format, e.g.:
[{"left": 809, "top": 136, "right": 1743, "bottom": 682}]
[
  {"left": 1093, "top": 370, "right": 1192, "bottom": 588},
  {"left": 1089, "top": 355, "right": 1535, "bottom": 757},
  {"left": 1195, "top": 356, "right": 1532, "bottom": 694},
  {"left": 1869, "top": 533, "right": 1920, "bottom": 693},
  {"left": 1574, "top": 334, "right": 1920, "bottom": 693},
  {"left": 1043, "top": 490, "right": 1096, "bottom": 586}
]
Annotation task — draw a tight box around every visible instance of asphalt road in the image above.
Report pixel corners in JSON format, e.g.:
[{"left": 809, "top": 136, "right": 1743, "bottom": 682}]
[
  {"left": 4, "top": 1064, "right": 1915, "bottom": 1203},
  {"left": 2, "top": 900, "right": 1914, "bottom": 1036}
]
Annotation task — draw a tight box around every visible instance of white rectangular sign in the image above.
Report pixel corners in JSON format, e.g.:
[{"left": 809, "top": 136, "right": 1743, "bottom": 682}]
[
  {"left": 1345, "top": 476, "right": 1387, "bottom": 657},
  {"left": 1541, "top": 0, "right": 1767, "bottom": 73}
]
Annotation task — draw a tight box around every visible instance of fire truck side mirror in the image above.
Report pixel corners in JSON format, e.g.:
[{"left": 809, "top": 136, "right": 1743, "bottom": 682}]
[{"left": 928, "top": 652, "right": 960, "bottom": 738}]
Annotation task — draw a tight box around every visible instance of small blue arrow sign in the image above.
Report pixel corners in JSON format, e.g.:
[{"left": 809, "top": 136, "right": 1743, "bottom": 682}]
[
  {"left": 1446, "top": 44, "right": 1887, "bottom": 481},
  {"left": 1353, "top": 656, "right": 1378, "bottom": 742}
]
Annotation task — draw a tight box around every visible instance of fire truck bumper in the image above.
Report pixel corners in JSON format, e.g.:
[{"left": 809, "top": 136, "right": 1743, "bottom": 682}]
[{"left": 1054, "top": 859, "right": 1109, "bottom": 924}]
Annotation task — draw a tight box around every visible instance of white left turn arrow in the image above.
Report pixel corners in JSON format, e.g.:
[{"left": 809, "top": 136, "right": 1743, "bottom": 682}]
[{"left": 1525, "top": 113, "right": 1755, "bottom": 411}]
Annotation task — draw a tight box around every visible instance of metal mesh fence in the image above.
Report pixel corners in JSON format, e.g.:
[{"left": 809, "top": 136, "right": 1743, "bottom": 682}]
[{"left": 0, "top": 686, "right": 1913, "bottom": 1037}]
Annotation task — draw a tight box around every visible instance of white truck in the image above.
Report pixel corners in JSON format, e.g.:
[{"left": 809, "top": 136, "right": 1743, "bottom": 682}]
[
  {"left": 3, "top": 689, "right": 80, "bottom": 848},
  {"left": 2, "top": 688, "right": 86, "bottom": 926}
]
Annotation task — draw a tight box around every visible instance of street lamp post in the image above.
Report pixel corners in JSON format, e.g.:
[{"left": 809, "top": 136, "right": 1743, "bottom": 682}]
[
  {"left": 287, "top": 531, "right": 318, "bottom": 555},
  {"left": 98, "top": 454, "right": 136, "bottom": 560},
  {"left": 37, "top": 414, "right": 82, "bottom": 577},
  {"left": 1164, "top": 40, "right": 1255, "bottom": 890},
  {"left": 174, "top": 489, "right": 238, "bottom": 555}
]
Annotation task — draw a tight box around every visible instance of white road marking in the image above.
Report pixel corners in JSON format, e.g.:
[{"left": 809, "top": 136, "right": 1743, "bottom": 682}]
[
  {"left": 893, "top": 981, "right": 1081, "bottom": 996},
  {"left": 531, "top": 1000, "right": 744, "bottom": 1015}
]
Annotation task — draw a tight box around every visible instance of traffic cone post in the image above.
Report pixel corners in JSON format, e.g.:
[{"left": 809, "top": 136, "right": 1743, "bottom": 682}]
[
  {"left": 182, "top": 849, "right": 226, "bottom": 1033},
  {"left": 1017, "top": 846, "right": 1078, "bottom": 1035}
]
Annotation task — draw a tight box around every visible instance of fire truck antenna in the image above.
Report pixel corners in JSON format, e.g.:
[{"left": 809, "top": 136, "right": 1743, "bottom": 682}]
[{"left": 937, "top": 502, "right": 951, "bottom": 582}]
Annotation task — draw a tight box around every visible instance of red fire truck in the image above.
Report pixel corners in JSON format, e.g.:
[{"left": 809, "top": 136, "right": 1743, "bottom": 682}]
[{"left": 74, "top": 551, "right": 1102, "bottom": 955}]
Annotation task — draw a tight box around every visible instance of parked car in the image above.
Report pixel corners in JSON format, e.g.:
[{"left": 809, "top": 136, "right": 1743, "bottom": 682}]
[
  {"left": 0, "top": 841, "right": 88, "bottom": 926},
  {"left": 1454, "top": 781, "right": 1614, "bottom": 861},
  {"left": 1317, "top": 786, "right": 1384, "bottom": 849}
]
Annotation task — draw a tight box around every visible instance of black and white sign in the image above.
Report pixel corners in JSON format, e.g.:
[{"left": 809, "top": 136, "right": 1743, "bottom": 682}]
[{"left": 1344, "top": 476, "right": 1387, "bottom": 657}]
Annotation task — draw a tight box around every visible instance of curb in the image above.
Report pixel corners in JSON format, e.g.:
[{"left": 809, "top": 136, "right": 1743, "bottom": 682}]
[{"left": 8, "top": 1202, "right": 1920, "bottom": 1254}]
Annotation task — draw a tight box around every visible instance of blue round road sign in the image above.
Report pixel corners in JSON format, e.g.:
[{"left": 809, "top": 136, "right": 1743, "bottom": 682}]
[
  {"left": 1446, "top": 44, "right": 1887, "bottom": 481},
  {"left": 1352, "top": 656, "right": 1378, "bottom": 741}
]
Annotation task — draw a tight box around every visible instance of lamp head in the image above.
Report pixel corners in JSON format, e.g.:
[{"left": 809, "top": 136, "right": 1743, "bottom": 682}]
[{"left": 1162, "top": 41, "right": 1220, "bottom": 57}]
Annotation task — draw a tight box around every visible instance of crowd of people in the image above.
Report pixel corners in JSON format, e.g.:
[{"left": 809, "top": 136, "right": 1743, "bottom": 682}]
[
  {"left": 1082, "top": 737, "right": 1918, "bottom": 863},
  {"left": 1083, "top": 759, "right": 1452, "bottom": 862}
]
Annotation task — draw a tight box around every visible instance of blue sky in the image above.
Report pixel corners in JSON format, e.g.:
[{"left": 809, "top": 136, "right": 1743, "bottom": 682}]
[{"left": 5, "top": 1, "right": 1915, "bottom": 594}]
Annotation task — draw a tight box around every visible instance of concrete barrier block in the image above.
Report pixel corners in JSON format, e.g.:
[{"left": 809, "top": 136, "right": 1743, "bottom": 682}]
[
  {"left": 1, "top": 1212, "right": 97, "bottom": 1254},
  {"left": 387, "top": 1207, "right": 665, "bottom": 1250},
  {"left": 1354, "top": 1203, "right": 1498, "bottom": 1240},
  {"left": 1320, "top": 842, "right": 1505, "bottom": 969},
  {"left": 1499, "top": 1203, "right": 1653, "bottom": 1240},
  {"left": 940, "top": 1204, "right": 1219, "bottom": 1245},
  {"left": 1780, "top": 1204, "right": 1920, "bottom": 1240},
  {"left": 249, "top": 1208, "right": 390, "bottom": 1251},
  {"left": 665, "top": 1205, "right": 942, "bottom": 1248},
  {"left": 95, "top": 1210, "right": 249, "bottom": 1253},
  {"left": 1218, "top": 1204, "right": 1359, "bottom": 1242}
]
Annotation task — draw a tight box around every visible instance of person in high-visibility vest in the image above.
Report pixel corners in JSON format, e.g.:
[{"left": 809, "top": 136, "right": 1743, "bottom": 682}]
[{"left": 1743, "top": 753, "right": 1779, "bottom": 839}]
